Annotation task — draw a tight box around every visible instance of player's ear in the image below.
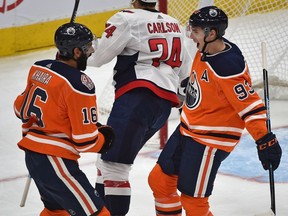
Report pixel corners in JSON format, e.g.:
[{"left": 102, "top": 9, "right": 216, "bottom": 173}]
[
  {"left": 210, "top": 28, "right": 218, "bottom": 40},
  {"left": 73, "top": 47, "right": 82, "bottom": 58}
]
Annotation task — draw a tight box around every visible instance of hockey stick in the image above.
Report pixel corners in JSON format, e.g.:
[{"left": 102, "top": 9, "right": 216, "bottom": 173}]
[
  {"left": 255, "top": 209, "right": 275, "bottom": 216},
  {"left": 20, "top": 174, "right": 32, "bottom": 207},
  {"left": 70, "top": 0, "right": 80, "bottom": 23},
  {"left": 260, "top": 41, "right": 276, "bottom": 215}
]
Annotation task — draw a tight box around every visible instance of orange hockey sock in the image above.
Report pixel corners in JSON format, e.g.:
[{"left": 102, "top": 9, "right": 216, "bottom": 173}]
[
  {"left": 40, "top": 208, "right": 69, "bottom": 216},
  {"left": 148, "top": 164, "right": 182, "bottom": 216},
  {"left": 97, "top": 206, "right": 111, "bottom": 216},
  {"left": 181, "top": 194, "right": 213, "bottom": 216}
]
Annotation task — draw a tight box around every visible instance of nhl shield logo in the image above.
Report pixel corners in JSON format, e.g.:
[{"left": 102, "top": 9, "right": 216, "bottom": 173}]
[
  {"left": 81, "top": 74, "right": 94, "bottom": 90},
  {"left": 185, "top": 71, "right": 201, "bottom": 110}
]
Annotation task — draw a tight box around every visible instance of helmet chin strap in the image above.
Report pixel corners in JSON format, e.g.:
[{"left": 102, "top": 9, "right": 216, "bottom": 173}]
[{"left": 201, "top": 27, "right": 220, "bottom": 61}]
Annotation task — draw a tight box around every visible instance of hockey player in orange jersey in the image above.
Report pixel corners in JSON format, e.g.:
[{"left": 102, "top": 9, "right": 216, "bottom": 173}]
[
  {"left": 14, "top": 23, "right": 114, "bottom": 216},
  {"left": 148, "top": 6, "right": 282, "bottom": 216}
]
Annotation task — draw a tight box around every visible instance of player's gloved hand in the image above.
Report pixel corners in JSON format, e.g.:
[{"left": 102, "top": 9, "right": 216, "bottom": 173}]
[
  {"left": 256, "top": 132, "right": 282, "bottom": 171},
  {"left": 96, "top": 122, "right": 115, "bottom": 153}
]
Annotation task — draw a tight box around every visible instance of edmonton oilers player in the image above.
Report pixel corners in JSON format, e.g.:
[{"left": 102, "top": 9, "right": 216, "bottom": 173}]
[
  {"left": 148, "top": 6, "right": 282, "bottom": 216},
  {"left": 14, "top": 22, "right": 114, "bottom": 216}
]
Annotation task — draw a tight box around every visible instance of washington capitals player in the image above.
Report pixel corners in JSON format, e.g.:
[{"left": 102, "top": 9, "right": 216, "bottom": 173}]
[
  {"left": 14, "top": 23, "right": 114, "bottom": 216},
  {"left": 148, "top": 6, "right": 282, "bottom": 216},
  {"left": 88, "top": 0, "right": 190, "bottom": 215}
]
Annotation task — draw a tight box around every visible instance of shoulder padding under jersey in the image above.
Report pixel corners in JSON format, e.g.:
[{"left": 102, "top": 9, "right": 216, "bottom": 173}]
[
  {"left": 205, "top": 40, "right": 246, "bottom": 77},
  {"left": 34, "top": 60, "right": 95, "bottom": 94}
]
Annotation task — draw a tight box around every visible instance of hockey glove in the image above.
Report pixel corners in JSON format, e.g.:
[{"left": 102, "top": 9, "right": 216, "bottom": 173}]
[
  {"left": 96, "top": 122, "right": 115, "bottom": 153},
  {"left": 256, "top": 132, "right": 282, "bottom": 171}
]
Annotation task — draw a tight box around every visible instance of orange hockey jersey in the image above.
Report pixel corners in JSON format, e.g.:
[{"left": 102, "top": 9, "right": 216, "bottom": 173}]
[
  {"left": 180, "top": 40, "right": 268, "bottom": 152},
  {"left": 14, "top": 60, "right": 105, "bottom": 160}
]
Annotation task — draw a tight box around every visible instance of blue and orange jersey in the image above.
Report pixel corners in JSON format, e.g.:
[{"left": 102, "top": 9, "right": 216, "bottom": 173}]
[
  {"left": 180, "top": 39, "right": 268, "bottom": 152},
  {"left": 14, "top": 60, "right": 105, "bottom": 160}
]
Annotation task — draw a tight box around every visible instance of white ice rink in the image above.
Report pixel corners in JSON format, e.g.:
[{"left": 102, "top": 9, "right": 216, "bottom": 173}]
[{"left": 0, "top": 48, "right": 287, "bottom": 216}]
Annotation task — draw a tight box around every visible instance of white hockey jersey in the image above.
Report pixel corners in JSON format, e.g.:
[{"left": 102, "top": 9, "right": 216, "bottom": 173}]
[{"left": 89, "top": 8, "right": 190, "bottom": 107}]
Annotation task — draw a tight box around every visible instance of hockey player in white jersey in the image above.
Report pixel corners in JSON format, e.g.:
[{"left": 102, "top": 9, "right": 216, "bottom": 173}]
[{"left": 89, "top": 0, "right": 190, "bottom": 215}]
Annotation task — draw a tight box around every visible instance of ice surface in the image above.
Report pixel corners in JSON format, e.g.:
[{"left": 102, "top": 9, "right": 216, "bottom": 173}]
[{"left": 0, "top": 48, "right": 287, "bottom": 215}]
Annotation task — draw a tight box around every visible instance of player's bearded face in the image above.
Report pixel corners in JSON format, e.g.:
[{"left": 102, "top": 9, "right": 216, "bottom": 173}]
[
  {"left": 76, "top": 52, "right": 88, "bottom": 71},
  {"left": 77, "top": 42, "right": 94, "bottom": 71}
]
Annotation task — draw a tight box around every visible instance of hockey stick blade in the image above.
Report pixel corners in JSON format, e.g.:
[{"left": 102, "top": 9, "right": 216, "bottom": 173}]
[
  {"left": 70, "top": 0, "right": 80, "bottom": 23},
  {"left": 254, "top": 209, "right": 275, "bottom": 216}
]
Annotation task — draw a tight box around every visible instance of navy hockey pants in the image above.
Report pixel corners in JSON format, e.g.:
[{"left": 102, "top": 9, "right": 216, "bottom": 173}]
[
  {"left": 25, "top": 150, "right": 105, "bottom": 215},
  {"left": 158, "top": 124, "right": 230, "bottom": 197},
  {"left": 101, "top": 88, "right": 172, "bottom": 164}
]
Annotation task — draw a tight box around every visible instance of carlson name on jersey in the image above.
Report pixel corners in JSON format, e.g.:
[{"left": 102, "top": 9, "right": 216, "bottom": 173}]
[{"left": 147, "top": 22, "right": 181, "bottom": 34}]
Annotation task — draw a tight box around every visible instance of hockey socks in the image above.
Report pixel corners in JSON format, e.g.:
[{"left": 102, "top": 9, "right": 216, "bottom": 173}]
[
  {"left": 97, "top": 160, "right": 132, "bottom": 215},
  {"left": 149, "top": 164, "right": 182, "bottom": 215},
  {"left": 104, "top": 180, "right": 131, "bottom": 215},
  {"left": 40, "top": 208, "right": 69, "bottom": 216},
  {"left": 105, "top": 194, "right": 130, "bottom": 216},
  {"left": 181, "top": 195, "right": 213, "bottom": 216},
  {"left": 95, "top": 168, "right": 105, "bottom": 200}
]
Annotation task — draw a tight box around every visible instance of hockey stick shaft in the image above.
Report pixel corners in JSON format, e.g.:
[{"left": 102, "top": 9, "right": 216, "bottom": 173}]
[
  {"left": 70, "top": 0, "right": 80, "bottom": 23},
  {"left": 262, "top": 42, "right": 271, "bottom": 132},
  {"left": 261, "top": 42, "right": 276, "bottom": 215},
  {"left": 20, "top": 175, "right": 32, "bottom": 207}
]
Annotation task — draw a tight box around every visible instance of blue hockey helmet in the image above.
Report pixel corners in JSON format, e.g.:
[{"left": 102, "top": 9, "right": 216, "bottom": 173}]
[
  {"left": 54, "top": 22, "right": 94, "bottom": 58},
  {"left": 189, "top": 6, "right": 228, "bottom": 38}
]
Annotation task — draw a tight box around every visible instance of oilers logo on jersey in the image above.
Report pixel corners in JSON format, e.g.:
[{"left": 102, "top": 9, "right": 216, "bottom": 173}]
[{"left": 185, "top": 71, "right": 201, "bottom": 110}]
